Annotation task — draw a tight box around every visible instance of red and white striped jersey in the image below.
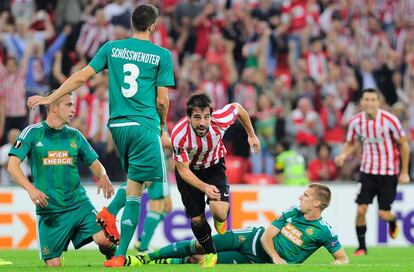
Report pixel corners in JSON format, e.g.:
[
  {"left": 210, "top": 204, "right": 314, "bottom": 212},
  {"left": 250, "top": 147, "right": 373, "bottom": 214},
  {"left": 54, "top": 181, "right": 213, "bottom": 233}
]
[
  {"left": 0, "top": 64, "right": 27, "bottom": 118},
  {"left": 346, "top": 109, "right": 406, "bottom": 175},
  {"left": 171, "top": 104, "right": 238, "bottom": 170},
  {"left": 76, "top": 18, "right": 113, "bottom": 59}
]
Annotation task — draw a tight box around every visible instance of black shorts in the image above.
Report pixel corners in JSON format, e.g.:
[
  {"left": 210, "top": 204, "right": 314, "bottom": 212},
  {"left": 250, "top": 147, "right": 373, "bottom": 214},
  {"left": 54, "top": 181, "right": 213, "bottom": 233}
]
[
  {"left": 175, "top": 159, "right": 230, "bottom": 218},
  {"left": 356, "top": 172, "right": 398, "bottom": 210}
]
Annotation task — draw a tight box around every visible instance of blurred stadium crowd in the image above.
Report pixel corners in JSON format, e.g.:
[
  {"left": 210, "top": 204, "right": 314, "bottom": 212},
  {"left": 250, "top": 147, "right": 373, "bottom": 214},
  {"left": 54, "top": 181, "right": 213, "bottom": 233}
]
[{"left": 1, "top": 0, "right": 414, "bottom": 185}]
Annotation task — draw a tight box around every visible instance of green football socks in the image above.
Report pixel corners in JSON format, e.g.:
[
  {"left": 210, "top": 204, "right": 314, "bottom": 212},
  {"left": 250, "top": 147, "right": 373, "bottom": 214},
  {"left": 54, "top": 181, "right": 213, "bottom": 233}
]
[
  {"left": 116, "top": 196, "right": 141, "bottom": 256},
  {"left": 107, "top": 182, "right": 126, "bottom": 216},
  {"left": 138, "top": 211, "right": 164, "bottom": 251}
]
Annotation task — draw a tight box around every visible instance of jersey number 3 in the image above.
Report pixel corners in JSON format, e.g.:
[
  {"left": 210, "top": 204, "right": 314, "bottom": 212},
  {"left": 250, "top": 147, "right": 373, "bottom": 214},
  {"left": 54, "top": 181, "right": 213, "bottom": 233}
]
[{"left": 121, "top": 63, "right": 140, "bottom": 97}]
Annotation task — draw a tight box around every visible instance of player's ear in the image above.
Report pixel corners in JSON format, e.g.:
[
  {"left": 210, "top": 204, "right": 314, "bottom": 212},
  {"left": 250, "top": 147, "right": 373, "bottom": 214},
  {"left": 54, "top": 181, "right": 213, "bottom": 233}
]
[
  {"left": 314, "top": 199, "right": 321, "bottom": 209},
  {"left": 149, "top": 23, "right": 156, "bottom": 33}
]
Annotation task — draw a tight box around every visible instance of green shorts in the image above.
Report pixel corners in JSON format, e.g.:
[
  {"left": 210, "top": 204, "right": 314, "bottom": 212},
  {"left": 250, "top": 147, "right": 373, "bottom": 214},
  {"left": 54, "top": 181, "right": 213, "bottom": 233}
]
[
  {"left": 147, "top": 180, "right": 170, "bottom": 200},
  {"left": 109, "top": 124, "right": 167, "bottom": 183},
  {"left": 212, "top": 227, "right": 267, "bottom": 264},
  {"left": 118, "top": 180, "right": 170, "bottom": 200},
  {"left": 37, "top": 200, "right": 101, "bottom": 260}
]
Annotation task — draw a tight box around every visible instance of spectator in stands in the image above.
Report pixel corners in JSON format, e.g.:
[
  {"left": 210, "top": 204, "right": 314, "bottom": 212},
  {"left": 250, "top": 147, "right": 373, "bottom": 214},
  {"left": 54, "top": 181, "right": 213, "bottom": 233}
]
[
  {"left": 275, "top": 140, "right": 309, "bottom": 185},
  {"left": 0, "top": 41, "right": 32, "bottom": 143},
  {"left": 0, "top": 10, "right": 55, "bottom": 59},
  {"left": 286, "top": 96, "right": 324, "bottom": 161},
  {"left": 232, "top": 67, "right": 259, "bottom": 116},
  {"left": 21, "top": 26, "right": 72, "bottom": 96},
  {"left": 306, "top": 37, "right": 327, "bottom": 85},
  {"left": 251, "top": 93, "right": 278, "bottom": 176},
  {"left": 319, "top": 92, "right": 344, "bottom": 157},
  {"left": 308, "top": 142, "right": 338, "bottom": 182},
  {"left": 76, "top": 5, "right": 112, "bottom": 61}
]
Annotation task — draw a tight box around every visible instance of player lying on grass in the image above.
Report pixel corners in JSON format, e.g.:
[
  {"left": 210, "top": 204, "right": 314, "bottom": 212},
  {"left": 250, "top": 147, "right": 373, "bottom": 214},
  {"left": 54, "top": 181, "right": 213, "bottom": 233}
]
[
  {"left": 7, "top": 93, "right": 116, "bottom": 267},
  {"left": 126, "top": 183, "right": 349, "bottom": 266}
]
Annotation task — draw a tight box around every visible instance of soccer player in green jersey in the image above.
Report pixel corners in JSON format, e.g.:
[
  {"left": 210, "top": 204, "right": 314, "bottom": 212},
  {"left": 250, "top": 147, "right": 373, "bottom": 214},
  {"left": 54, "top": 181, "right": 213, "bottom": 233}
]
[
  {"left": 27, "top": 4, "right": 174, "bottom": 267},
  {"left": 7, "top": 93, "right": 115, "bottom": 267},
  {"left": 125, "top": 183, "right": 349, "bottom": 266},
  {"left": 98, "top": 129, "right": 173, "bottom": 253}
]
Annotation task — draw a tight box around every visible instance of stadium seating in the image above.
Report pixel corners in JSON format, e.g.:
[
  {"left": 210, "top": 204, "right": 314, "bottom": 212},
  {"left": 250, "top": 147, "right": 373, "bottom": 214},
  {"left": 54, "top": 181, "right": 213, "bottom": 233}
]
[{"left": 225, "top": 155, "right": 248, "bottom": 184}]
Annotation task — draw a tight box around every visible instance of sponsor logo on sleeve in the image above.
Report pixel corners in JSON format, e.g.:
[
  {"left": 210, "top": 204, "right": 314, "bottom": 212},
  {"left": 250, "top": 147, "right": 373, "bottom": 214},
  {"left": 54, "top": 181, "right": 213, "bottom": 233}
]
[{"left": 13, "top": 140, "right": 22, "bottom": 149}]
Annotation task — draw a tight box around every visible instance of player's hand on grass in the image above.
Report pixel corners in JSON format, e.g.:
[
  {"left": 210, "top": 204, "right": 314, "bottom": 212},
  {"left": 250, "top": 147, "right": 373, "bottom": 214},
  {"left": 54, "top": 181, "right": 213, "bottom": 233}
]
[
  {"left": 272, "top": 256, "right": 287, "bottom": 264},
  {"left": 204, "top": 184, "right": 221, "bottom": 201},
  {"left": 97, "top": 174, "right": 114, "bottom": 199},
  {"left": 29, "top": 188, "right": 49, "bottom": 208},
  {"left": 334, "top": 154, "right": 346, "bottom": 166},
  {"left": 398, "top": 172, "right": 410, "bottom": 184},
  {"left": 248, "top": 135, "right": 261, "bottom": 155},
  {"left": 27, "top": 95, "right": 50, "bottom": 110}
]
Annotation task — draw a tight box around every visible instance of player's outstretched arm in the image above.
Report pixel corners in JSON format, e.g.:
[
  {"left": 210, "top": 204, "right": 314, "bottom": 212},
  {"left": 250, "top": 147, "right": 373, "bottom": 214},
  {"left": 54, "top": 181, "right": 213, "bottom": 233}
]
[
  {"left": 331, "top": 247, "right": 349, "bottom": 264},
  {"left": 260, "top": 224, "right": 287, "bottom": 264},
  {"left": 27, "top": 65, "right": 96, "bottom": 109},
  {"left": 232, "top": 103, "right": 261, "bottom": 154},
  {"left": 88, "top": 160, "right": 114, "bottom": 199},
  {"left": 334, "top": 141, "right": 354, "bottom": 166},
  {"left": 397, "top": 136, "right": 410, "bottom": 184},
  {"left": 7, "top": 156, "right": 49, "bottom": 207}
]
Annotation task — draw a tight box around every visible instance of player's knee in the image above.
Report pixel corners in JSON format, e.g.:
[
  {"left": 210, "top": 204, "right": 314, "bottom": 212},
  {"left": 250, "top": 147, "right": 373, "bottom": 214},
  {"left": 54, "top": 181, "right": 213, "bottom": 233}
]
[
  {"left": 45, "top": 258, "right": 61, "bottom": 267},
  {"left": 357, "top": 205, "right": 368, "bottom": 216},
  {"left": 94, "top": 231, "right": 113, "bottom": 247},
  {"left": 213, "top": 209, "right": 228, "bottom": 222},
  {"left": 378, "top": 210, "right": 391, "bottom": 220},
  {"left": 191, "top": 216, "right": 206, "bottom": 228}
]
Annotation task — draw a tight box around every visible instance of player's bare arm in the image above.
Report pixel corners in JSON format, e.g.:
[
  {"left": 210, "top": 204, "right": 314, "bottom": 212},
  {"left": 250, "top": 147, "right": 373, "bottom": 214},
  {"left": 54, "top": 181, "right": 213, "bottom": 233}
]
[
  {"left": 260, "top": 224, "right": 287, "bottom": 264},
  {"left": 175, "top": 161, "right": 221, "bottom": 201},
  {"left": 7, "top": 156, "right": 49, "bottom": 207},
  {"left": 231, "top": 103, "right": 261, "bottom": 154},
  {"left": 331, "top": 248, "right": 349, "bottom": 264},
  {"left": 88, "top": 160, "right": 114, "bottom": 199},
  {"left": 156, "top": 86, "right": 169, "bottom": 130},
  {"left": 334, "top": 141, "right": 355, "bottom": 166},
  {"left": 397, "top": 136, "right": 410, "bottom": 184},
  {"left": 161, "top": 130, "right": 172, "bottom": 149},
  {"left": 27, "top": 65, "right": 96, "bottom": 109}
]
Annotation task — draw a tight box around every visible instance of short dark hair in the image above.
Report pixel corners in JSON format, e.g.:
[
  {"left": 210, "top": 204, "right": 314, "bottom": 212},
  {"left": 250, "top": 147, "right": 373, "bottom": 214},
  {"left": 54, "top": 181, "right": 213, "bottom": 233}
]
[
  {"left": 186, "top": 94, "right": 213, "bottom": 117},
  {"left": 45, "top": 90, "right": 72, "bottom": 113},
  {"left": 316, "top": 142, "right": 331, "bottom": 154},
  {"left": 131, "top": 4, "right": 159, "bottom": 32},
  {"left": 361, "top": 88, "right": 380, "bottom": 99},
  {"left": 309, "top": 183, "right": 331, "bottom": 211}
]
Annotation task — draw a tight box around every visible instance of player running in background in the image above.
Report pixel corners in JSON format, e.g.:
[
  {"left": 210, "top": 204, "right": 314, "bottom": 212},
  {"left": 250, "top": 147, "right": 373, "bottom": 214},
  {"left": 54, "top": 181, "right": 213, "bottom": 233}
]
[
  {"left": 7, "top": 93, "right": 115, "bottom": 267},
  {"left": 335, "top": 88, "right": 410, "bottom": 256},
  {"left": 170, "top": 93, "right": 260, "bottom": 267},
  {"left": 27, "top": 4, "right": 174, "bottom": 267},
  {"left": 126, "top": 183, "right": 349, "bottom": 266}
]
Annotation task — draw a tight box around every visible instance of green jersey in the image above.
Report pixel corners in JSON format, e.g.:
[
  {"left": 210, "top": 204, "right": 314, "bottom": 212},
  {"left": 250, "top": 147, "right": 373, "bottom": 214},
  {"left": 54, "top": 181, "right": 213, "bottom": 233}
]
[
  {"left": 275, "top": 150, "right": 309, "bottom": 185},
  {"left": 270, "top": 206, "right": 341, "bottom": 263},
  {"left": 8, "top": 122, "right": 98, "bottom": 215},
  {"left": 89, "top": 38, "right": 175, "bottom": 134}
]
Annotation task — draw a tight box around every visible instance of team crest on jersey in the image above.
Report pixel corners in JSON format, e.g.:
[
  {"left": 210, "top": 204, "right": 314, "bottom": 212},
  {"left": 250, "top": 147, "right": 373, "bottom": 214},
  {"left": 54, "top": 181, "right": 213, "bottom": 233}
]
[
  {"left": 43, "top": 150, "right": 73, "bottom": 165},
  {"left": 13, "top": 140, "right": 22, "bottom": 149},
  {"left": 238, "top": 235, "right": 246, "bottom": 243},
  {"left": 70, "top": 141, "right": 77, "bottom": 149},
  {"left": 306, "top": 227, "right": 314, "bottom": 236}
]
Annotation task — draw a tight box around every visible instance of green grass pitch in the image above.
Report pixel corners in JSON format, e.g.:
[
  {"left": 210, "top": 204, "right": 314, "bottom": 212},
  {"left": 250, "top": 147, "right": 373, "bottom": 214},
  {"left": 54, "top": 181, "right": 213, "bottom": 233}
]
[{"left": 1, "top": 247, "right": 413, "bottom": 272}]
